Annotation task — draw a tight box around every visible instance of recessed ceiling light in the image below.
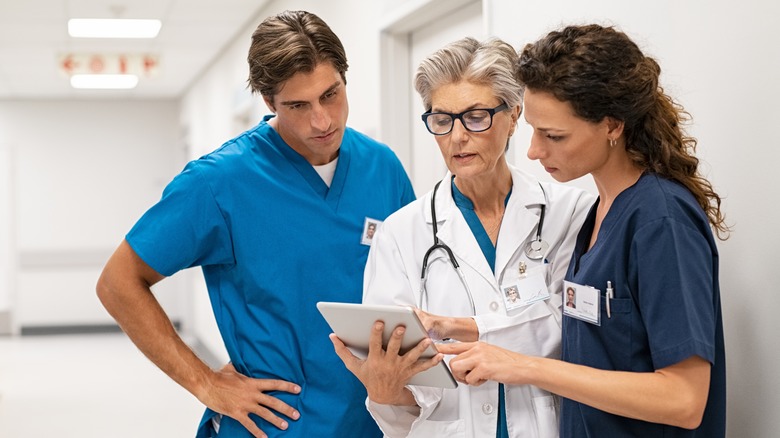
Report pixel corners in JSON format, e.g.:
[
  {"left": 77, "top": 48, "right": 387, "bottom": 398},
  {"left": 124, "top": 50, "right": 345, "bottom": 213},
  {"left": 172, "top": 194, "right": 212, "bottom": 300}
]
[
  {"left": 70, "top": 74, "right": 139, "bottom": 89},
  {"left": 68, "top": 19, "right": 161, "bottom": 39}
]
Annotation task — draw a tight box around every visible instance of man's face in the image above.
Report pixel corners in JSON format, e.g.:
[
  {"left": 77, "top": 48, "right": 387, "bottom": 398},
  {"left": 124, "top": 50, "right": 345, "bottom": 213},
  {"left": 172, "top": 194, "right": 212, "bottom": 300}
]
[{"left": 264, "top": 62, "right": 349, "bottom": 165}]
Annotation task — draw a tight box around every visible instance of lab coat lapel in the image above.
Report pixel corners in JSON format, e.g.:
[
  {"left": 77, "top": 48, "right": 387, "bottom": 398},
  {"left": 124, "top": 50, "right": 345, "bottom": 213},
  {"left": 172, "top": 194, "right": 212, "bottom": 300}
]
[{"left": 495, "top": 167, "right": 547, "bottom": 277}]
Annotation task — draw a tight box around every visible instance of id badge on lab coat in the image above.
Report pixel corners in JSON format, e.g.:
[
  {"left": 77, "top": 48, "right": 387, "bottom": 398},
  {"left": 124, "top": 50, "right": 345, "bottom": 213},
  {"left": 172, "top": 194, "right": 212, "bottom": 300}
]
[{"left": 501, "top": 263, "right": 550, "bottom": 311}]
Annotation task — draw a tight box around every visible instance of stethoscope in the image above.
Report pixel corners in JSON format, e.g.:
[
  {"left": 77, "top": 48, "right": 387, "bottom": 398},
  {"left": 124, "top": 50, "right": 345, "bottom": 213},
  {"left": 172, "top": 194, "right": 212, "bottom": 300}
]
[{"left": 418, "top": 179, "right": 549, "bottom": 315}]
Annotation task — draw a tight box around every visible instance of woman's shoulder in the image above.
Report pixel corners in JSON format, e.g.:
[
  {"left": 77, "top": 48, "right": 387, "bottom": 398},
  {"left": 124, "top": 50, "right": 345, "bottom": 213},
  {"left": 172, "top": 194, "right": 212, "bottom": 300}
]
[
  {"left": 540, "top": 180, "right": 597, "bottom": 205},
  {"left": 381, "top": 190, "right": 431, "bottom": 230},
  {"left": 625, "top": 173, "right": 710, "bottom": 230},
  {"left": 510, "top": 163, "right": 588, "bottom": 191},
  {"left": 634, "top": 173, "right": 700, "bottom": 210},
  {"left": 507, "top": 164, "right": 597, "bottom": 210}
]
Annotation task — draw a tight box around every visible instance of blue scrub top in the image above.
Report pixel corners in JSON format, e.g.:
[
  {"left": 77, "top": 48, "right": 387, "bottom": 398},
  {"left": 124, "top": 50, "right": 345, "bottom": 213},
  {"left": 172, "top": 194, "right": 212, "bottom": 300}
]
[
  {"left": 561, "top": 173, "right": 726, "bottom": 437},
  {"left": 127, "top": 116, "right": 415, "bottom": 437}
]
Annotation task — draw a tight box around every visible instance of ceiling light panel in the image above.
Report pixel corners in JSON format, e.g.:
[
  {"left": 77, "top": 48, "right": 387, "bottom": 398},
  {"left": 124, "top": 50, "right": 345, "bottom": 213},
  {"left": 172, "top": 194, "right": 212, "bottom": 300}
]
[{"left": 68, "top": 19, "right": 161, "bottom": 39}]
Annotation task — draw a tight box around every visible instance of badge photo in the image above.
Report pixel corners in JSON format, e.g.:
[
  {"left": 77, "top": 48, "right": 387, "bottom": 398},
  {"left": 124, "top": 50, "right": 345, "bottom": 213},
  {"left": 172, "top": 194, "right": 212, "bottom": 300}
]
[
  {"left": 361, "top": 217, "right": 382, "bottom": 246},
  {"left": 502, "top": 263, "right": 550, "bottom": 311},
  {"left": 563, "top": 280, "right": 601, "bottom": 325}
]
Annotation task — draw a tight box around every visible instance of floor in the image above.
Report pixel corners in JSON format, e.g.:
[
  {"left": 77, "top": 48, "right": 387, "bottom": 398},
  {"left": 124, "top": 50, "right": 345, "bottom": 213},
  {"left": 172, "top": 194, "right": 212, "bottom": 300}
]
[{"left": 0, "top": 333, "right": 206, "bottom": 437}]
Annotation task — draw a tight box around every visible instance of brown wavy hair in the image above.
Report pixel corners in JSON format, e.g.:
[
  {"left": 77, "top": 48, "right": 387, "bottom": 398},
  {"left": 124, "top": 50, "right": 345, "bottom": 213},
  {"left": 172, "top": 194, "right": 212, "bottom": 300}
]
[
  {"left": 247, "top": 10, "right": 348, "bottom": 97},
  {"left": 517, "top": 24, "right": 729, "bottom": 239}
]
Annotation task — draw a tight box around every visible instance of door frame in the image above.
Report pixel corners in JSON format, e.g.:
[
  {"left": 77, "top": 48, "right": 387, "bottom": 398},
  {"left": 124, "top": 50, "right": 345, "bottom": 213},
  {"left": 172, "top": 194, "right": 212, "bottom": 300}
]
[
  {"left": 378, "top": 0, "right": 489, "bottom": 175},
  {"left": 0, "top": 142, "right": 18, "bottom": 335}
]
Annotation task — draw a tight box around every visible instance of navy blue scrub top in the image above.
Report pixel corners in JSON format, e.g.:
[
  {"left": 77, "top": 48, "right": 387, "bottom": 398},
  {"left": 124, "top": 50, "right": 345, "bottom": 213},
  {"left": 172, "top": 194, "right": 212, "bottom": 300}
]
[{"left": 561, "top": 173, "right": 726, "bottom": 437}]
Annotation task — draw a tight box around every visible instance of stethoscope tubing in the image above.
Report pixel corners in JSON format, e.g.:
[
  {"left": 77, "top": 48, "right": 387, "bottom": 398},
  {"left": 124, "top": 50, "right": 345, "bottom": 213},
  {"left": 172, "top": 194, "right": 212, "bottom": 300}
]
[
  {"left": 419, "top": 180, "right": 476, "bottom": 314},
  {"left": 419, "top": 177, "right": 548, "bottom": 316}
]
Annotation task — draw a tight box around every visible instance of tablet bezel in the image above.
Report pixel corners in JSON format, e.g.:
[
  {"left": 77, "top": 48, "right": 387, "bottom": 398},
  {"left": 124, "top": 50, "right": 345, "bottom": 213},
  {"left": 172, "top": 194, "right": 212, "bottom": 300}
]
[{"left": 317, "top": 301, "right": 457, "bottom": 389}]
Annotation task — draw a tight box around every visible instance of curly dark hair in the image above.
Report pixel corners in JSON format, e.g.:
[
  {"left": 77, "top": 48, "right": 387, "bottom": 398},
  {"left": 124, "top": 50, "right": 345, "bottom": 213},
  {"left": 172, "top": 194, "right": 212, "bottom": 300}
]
[{"left": 517, "top": 24, "right": 729, "bottom": 239}]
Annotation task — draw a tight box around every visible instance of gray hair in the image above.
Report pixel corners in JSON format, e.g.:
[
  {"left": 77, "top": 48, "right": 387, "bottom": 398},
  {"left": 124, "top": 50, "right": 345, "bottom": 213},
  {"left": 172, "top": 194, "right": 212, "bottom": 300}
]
[{"left": 414, "top": 37, "right": 523, "bottom": 111}]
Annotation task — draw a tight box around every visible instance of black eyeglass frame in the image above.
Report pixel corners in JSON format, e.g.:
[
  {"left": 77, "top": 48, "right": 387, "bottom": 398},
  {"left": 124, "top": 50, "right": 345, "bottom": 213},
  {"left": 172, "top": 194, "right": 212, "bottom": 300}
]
[{"left": 421, "top": 102, "right": 509, "bottom": 136}]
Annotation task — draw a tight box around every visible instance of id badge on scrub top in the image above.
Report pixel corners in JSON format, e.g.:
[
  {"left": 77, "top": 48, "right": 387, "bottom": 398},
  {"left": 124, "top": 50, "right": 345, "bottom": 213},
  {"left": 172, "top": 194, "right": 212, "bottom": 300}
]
[
  {"left": 501, "top": 263, "right": 550, "bottom": 312},
  {"left": 562, "top": 280, "right": 600, "bottom": 326},
  {"left": 361, "top": 217, "right": 382, "bottom": 246}
]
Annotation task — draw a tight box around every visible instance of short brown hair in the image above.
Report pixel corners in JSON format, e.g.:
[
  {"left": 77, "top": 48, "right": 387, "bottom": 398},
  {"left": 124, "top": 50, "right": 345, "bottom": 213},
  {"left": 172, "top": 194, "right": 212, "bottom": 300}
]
[{"left": 247, "top": 10, "right": 348, "bottom": 97}]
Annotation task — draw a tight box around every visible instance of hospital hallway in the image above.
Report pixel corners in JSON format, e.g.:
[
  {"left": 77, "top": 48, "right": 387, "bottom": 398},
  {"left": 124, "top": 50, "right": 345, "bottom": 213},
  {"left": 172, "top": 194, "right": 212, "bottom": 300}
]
[{"left": 0, "top": 333, "right": 205, "bottom": 437}]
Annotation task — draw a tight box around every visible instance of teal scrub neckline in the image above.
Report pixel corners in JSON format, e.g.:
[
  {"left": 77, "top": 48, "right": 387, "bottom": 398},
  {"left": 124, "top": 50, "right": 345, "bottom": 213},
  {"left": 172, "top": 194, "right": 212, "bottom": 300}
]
[
  {"left": 450, "top": 177, "right": 511, "bottom": 273},
  {"left": 449, "top": 176, "right": 510, "bottom": 438}
]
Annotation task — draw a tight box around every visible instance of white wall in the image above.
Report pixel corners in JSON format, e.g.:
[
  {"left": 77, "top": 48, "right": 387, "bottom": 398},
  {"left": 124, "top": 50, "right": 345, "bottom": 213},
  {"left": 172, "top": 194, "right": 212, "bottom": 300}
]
[
  {"left": 0, "top": 140, "right": 15, "bottom": 333},
  {"left": 0, "top": 100, "right": 183, "bottom": 329}
]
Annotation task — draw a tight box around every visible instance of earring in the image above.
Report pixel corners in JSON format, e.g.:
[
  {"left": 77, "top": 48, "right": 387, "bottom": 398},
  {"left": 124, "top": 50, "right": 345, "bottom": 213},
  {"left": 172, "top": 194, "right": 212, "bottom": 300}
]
[{"left": 609, "top": 138, "right": 616, "bottom": 148}]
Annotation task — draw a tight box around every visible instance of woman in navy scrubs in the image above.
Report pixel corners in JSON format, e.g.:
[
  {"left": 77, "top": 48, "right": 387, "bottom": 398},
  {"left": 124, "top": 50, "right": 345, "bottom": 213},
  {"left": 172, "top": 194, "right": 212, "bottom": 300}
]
[{"left": 438, "top": 24, "right": 729, "bottom": 437}]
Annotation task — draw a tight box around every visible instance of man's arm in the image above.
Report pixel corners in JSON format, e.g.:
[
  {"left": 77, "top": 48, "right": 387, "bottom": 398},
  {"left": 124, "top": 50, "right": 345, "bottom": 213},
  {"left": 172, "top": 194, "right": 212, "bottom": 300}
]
[{"left": 96, "top": 240, "right": 301, "bottom": 437}]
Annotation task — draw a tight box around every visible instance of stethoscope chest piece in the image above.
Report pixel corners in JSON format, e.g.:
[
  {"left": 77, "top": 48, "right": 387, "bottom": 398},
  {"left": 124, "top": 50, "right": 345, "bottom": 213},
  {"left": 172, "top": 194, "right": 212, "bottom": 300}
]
[
  {"left": 525, "top": 239, "right": 549, "bottom": 260},
  {"left": 524, "top": 200, "right": 549, "bottom": 260}
]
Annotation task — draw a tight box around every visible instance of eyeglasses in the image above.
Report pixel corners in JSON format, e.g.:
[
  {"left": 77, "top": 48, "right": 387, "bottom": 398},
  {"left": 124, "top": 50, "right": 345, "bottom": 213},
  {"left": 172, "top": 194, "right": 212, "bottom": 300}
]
[{"left": 421, "top": 102, "right": 508, "bottom": 135}]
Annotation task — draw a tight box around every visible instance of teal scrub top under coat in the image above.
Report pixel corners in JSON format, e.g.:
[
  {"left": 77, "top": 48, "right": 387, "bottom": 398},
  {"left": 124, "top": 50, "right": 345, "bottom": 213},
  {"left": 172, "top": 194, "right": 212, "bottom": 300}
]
[{"left": 451, "top": 179, "right": 511, "bottom": 438}]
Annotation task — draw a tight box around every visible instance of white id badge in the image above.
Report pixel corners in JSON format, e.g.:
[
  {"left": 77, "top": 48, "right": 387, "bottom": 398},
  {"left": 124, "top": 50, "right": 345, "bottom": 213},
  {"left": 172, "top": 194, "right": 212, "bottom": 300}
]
[
  {"left": 502, "top": 265, "right": 550, "bottom": 311},
  {"left": 360, "top": 217, "right": 382, "bottom": 246},
  {"left": 563, "top": 280, "right": 600, "bottom": 325}
]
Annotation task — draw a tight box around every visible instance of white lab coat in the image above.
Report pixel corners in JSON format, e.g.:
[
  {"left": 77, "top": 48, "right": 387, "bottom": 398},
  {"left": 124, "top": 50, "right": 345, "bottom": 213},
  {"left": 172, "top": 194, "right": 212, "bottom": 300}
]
[{"left": 363, "top": 165, "right": 594, "bottom": 438}]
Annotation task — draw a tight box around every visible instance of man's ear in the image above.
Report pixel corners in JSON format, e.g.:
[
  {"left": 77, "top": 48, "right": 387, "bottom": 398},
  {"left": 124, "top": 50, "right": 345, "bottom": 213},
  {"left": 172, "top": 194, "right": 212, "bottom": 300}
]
[{"left": 263, "top": 95, "right": 276, "bottom": 113}]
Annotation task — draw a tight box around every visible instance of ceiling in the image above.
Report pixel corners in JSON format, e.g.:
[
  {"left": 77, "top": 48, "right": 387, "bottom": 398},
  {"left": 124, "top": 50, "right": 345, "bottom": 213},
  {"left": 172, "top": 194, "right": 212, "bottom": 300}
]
[{"left": 0, "top": 0, "right": 268, "bottom": 100}]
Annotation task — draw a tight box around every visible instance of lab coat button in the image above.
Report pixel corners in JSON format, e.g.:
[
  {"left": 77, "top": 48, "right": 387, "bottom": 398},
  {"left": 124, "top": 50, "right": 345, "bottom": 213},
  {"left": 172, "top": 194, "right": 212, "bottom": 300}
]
[
  {"left": 482, "top": 403, "right": 494, "bottom": 414},
  {"left": 489, "top": 301, "right": 499, "bottom": 311}
]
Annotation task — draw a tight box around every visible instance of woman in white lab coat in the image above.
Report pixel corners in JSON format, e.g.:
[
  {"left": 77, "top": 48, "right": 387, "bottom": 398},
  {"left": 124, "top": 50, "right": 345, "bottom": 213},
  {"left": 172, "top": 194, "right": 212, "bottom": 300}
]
[{"left": 331, "top": 37, "right": 593, "bottom": 438}]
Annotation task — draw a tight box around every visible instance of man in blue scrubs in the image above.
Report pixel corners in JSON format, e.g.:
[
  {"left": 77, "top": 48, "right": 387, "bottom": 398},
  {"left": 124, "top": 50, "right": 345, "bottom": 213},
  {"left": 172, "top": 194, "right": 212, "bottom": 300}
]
[{"left": 96, "top": 10, "right": 414, "bottom": 438}]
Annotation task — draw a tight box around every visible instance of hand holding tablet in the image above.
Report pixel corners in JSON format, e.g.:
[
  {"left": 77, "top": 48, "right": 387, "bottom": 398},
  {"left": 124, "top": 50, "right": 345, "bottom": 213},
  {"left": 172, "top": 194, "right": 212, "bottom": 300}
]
[{"left": 318, "top": 302, "right": 457, "bottom": 389}]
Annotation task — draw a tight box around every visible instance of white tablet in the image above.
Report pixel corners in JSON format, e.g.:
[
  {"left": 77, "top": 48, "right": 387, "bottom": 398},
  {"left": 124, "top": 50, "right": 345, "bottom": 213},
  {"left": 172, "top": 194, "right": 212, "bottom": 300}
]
[{"left": 317, "top": 301, "right": 457, "bottom": 389}]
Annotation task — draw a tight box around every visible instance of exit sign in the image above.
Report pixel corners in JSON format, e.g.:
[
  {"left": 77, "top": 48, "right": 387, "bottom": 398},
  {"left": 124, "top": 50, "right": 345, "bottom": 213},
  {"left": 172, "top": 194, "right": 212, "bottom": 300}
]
[{"left": 58, "top": 53, "right": 160, "bottom": 77}]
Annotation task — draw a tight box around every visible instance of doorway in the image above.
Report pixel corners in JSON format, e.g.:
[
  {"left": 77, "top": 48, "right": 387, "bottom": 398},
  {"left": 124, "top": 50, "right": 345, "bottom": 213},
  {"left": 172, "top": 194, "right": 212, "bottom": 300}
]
[{"left": 379, "top": 0, "right": 485, "bottom": 195}]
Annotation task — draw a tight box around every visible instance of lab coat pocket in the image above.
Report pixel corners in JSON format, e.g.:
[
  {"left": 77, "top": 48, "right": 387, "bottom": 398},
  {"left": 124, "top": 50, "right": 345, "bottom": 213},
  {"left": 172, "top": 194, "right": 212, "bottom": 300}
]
[
  {"left": 532, "top": 395, "right": 559, "bottom": 438},
  {"left": 410, "top": 418, "right": 466, "bottom": 437}
]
